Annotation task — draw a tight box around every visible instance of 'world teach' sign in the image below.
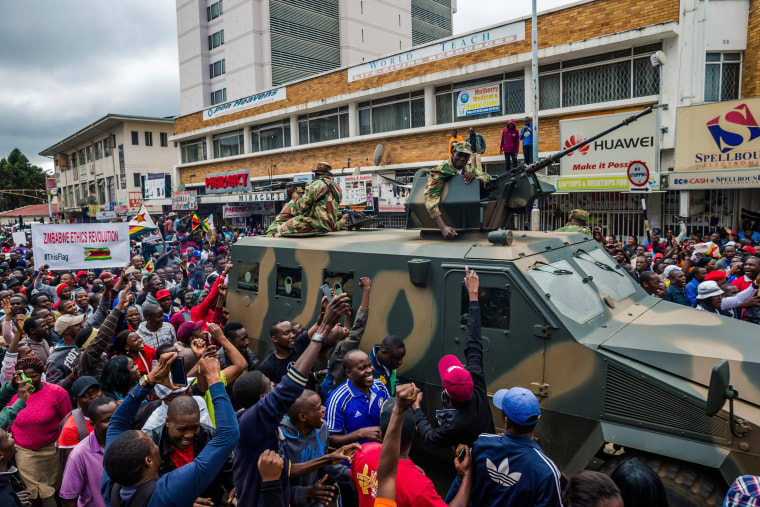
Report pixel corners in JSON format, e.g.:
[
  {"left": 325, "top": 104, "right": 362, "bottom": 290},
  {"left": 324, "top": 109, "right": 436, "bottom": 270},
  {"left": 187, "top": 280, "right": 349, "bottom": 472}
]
[
  {"left": 204, "top": 88, "right": 287, "bottom": 120},
  {"left": 348, "top": 21, "right": 525, "bottom": 82}
]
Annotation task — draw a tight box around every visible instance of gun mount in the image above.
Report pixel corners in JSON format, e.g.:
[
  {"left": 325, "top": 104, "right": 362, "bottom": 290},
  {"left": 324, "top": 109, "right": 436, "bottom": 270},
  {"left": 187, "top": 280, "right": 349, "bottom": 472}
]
[{"left": 406, "top": 107, "right": 654, "bottom": 232}]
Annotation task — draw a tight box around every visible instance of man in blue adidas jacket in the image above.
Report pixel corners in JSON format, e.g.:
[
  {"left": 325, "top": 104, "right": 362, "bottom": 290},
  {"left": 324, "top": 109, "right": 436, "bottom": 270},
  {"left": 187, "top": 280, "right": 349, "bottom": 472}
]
[{"left": 471, "top": 387, "right": 562, "bottom": 507}]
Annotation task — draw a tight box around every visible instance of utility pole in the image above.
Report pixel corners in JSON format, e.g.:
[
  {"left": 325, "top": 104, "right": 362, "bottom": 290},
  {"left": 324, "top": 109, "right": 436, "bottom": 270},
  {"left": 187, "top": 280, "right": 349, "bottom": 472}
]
[{"left": 532, "top": 0, "right": 539, "bottom": 163}]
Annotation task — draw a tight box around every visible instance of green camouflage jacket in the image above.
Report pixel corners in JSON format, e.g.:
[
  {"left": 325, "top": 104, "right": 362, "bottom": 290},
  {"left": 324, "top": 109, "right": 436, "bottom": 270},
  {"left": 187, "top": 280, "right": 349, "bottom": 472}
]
[
  {"left": 295, "top": 175, "right": 344, "bottom": 232},
  {"left": 424, "top": 158, "right": 491, "bottom": 219},
  {"left": 554, "top": 223, "right": 592, "bottom": 237}
]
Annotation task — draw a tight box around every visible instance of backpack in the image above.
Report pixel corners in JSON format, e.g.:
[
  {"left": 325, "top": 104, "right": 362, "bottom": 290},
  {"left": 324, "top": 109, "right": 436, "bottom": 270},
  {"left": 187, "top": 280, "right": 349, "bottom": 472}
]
[
  {"left": 56, "top": 408, "right": 88, "bottom": 465},
  {"left": 110, "top": 479, "right": 158, "bottom": 507}
]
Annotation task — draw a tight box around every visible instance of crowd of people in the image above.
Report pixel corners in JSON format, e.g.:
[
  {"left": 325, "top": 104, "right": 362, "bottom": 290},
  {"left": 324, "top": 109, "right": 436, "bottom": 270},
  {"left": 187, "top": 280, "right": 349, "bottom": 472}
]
[
  {"left": 1, "top": 204, "right": 760, "bottom": 507},
  {"left": 587, "top": 216, "right": 760, "bottom": 320}
]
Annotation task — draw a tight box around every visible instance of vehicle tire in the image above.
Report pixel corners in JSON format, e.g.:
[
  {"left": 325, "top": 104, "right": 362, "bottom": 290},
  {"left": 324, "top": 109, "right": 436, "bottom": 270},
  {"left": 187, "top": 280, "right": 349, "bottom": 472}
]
[{"left": 597, "top": 452, "right": 726, "bottom": 507}]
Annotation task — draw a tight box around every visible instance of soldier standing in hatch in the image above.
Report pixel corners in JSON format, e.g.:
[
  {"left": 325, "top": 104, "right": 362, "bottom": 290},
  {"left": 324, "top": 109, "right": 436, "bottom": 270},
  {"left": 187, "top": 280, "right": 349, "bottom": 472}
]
[
  {"left": 425, "top": 141, "right": 491, "bottom": 239},
  {"left": 266, "top": 183, "right": 301, "bottom": 237},
  {"left": 555, "top": 209, "right": 592, "bottom": 237},
  {"left": 276, "top": 162, "right": 345, "bottom": 236}
]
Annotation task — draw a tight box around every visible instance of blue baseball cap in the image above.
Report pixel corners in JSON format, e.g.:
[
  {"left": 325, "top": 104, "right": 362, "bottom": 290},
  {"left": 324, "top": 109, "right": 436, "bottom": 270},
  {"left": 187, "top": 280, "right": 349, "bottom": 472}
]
[
  {"left": 492, "top": 387, "right": 541, "bottom": 426},
  {"left": 193, "top": 249, "right": 201, "bottom": 257}
]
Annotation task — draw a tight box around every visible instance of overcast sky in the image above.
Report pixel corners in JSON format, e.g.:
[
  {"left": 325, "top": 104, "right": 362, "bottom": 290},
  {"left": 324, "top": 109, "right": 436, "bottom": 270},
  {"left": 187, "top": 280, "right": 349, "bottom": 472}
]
[{"left": 0, "top": 0, "right": 574, "bottom": 173}]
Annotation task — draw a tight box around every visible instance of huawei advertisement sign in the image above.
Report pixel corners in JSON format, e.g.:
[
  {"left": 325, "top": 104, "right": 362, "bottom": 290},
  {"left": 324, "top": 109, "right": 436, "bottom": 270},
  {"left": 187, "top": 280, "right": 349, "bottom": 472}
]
[
  {"left": 557, "top": 110, "right": 658, "bottom": 192},
  {"left": 675, "top": 98, "right": 760, "bottom": 171}
]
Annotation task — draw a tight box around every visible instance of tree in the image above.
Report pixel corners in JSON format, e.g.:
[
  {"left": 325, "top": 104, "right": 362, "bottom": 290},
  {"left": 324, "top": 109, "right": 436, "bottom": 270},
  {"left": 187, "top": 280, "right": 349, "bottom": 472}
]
[{"left": 0, "top": 149, "right": 48, "bottom": 212}]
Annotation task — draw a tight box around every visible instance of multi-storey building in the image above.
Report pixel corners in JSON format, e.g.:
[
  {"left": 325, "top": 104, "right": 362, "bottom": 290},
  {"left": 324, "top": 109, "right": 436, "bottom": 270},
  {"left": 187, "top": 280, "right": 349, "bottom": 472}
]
[
  {"left": 40, "top": 115, "right": 176, "bottom": 220},
  {"left": 169, "top": 0, "right": 758, "bottom": 238},
  {"left": 176, "top": 0, "right": 455, "bottom": 115}
]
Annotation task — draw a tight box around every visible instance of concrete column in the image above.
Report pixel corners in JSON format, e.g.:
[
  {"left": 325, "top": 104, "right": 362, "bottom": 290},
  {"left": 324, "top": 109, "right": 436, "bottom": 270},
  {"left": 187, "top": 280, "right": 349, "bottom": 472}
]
[
  {"left": 348, "top": 102, "right": 359, "bottom": 137},
  {"left": 205, "top": 134, "right": 214, "bottom": 160},
  {"left": 243, "top": 125, "right": 252, "bottom": 154},
  {"left": 424, "top": 85, "right": 435, "bottom": 126},
  {"left": 523, "top": 65, "right": 534, "bottom": 115},
  {"left": 290, "top": 115, "right": 299, "bottom": 146}
]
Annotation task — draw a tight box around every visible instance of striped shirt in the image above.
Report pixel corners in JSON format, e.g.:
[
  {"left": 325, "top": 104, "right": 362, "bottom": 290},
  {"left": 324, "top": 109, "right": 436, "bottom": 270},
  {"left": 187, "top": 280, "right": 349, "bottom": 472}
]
[
  {"left": 325, "top": 379, "right": 388, "bottom": 444},
  {"left": 136, "top": 321, "right": 177, "bottom": 350}
]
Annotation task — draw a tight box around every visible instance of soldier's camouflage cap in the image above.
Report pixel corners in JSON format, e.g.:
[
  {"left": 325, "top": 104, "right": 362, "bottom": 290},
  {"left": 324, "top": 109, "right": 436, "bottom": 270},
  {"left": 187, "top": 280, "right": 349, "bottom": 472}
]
[
  {"left": 451, "top": 142, "right": 473, "bottom": 155},
  {"left": 570, "top": 209, "right": 589, "bottom": 223},
  {"left": 314, "top": 162, "right": 332, "bottom": 174}
]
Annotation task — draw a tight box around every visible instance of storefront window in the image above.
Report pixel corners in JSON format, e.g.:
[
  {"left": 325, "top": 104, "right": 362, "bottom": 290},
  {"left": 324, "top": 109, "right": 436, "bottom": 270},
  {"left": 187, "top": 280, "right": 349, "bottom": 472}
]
[
  {"left": 298, "top": 107, "right": 349, "bottom": 145},
  {"left": 434, "top": 72, "right": 524, "bottom": 125},
  {"left": 358, "top": 91, "right": 425, "bottom": 135},
  {"left": 213, "top": 129, "right": 244, "bottom": 158},
  {"left": 181, "top": 138, "right": 207, "bottom": 163},
  {"left": 251, "top": 120, "right": 291, "bottom": 153}
]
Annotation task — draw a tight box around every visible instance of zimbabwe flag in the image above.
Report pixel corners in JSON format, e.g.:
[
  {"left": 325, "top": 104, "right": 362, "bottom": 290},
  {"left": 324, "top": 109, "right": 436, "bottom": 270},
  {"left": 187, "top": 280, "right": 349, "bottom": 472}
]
[
  {"left": 84, "top": 247, "right": 112, "bottom": 261},
  {"left": 192, "top": 213, "right": 208, "bottom": 232}
]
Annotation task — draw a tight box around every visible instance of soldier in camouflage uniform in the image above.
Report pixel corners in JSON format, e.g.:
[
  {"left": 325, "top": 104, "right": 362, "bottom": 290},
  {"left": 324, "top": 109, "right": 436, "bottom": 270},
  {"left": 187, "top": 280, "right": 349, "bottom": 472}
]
[
  {"left": 424, "top": 141, "right": 491, "bottom": 239},
  {"left": 265, "top": 184, "right": 301, "bottom": 237},
  {"left": 555, "top": 209, "right": 592, "bottom": 236},
  {"left": 276, "top": 162, "right": 344, "bottom": 236}
]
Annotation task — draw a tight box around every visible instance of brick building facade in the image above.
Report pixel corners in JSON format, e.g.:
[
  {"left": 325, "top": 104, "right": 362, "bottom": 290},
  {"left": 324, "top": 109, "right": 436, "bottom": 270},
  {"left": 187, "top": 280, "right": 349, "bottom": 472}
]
[{"left": 168, "top": 0, "right": 756, "bottom": 237}]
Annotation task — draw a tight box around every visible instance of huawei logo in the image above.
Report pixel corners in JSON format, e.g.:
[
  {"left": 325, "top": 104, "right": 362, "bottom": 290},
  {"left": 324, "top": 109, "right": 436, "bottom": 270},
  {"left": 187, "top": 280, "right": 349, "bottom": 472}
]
[{"left": 564, "top": 135, "right": 589, "bottom": 156}]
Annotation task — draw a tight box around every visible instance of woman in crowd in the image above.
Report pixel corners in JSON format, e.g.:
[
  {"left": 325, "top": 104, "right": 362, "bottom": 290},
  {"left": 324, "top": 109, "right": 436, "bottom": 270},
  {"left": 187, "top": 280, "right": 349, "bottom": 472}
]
[
  {"left": 110, "top": 329, "right": 157, "bottom": 375},
  {"left": 99, "top": 355, "right": 141, "bottom": 401},
  {"left": 9, "top": 356, "right": 72, "bottom": 506}
]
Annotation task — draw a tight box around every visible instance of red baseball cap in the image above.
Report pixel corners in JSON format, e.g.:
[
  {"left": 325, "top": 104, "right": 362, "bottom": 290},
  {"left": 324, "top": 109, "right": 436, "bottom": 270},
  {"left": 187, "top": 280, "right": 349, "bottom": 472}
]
[
  {"left": 156, "top": 289, "right": 171, "bottom": 300},
  {"left": 437, "top": 355, "right": 473, "bottom": 403},
  {"left": 704, "top": 270, "right": 727, "bottom": 282},
  {"left": 76, "top": 271, "right": 88, "bottom": 278},
  {"left": 744, "top": 245, "right": 757, "bottom": 255}
]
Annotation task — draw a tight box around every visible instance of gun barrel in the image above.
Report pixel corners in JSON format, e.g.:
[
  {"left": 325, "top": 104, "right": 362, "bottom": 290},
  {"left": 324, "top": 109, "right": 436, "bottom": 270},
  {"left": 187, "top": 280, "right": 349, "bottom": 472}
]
[{"left": 523, "top": 107, "right": 654, "bottom": 176}]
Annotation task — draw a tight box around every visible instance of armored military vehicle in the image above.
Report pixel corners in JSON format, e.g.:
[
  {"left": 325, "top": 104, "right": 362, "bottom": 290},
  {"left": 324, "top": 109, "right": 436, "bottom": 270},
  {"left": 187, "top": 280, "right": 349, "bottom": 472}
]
[{"left": 228, "top": 109, "right": 755, "bottom": 505}]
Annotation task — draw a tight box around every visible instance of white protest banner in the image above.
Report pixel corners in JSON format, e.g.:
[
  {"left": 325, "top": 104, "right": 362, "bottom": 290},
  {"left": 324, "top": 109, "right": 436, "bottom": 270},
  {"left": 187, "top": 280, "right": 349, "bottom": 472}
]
[
  {"left": 12, "top": 231, "right": 27, "bottom": 246},
  {"left": 31, "top": 223, "right": 130, "bottom": 270}
]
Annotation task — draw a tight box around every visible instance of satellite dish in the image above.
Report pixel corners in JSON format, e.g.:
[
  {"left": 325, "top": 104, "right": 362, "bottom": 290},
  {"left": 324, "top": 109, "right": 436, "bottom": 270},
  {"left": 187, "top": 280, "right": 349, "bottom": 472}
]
[
  {"left": 649, "top": 50, "right": 666, "bottom": 67},
  {"left": 373, "top": 144, "right": 385, "bottom": 166}
]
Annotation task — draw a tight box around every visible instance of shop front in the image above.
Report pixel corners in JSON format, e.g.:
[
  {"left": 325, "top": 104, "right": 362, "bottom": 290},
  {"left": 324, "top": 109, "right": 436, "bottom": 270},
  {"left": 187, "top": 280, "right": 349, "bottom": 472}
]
[
  {"left": 541, "top": 110, "right": 659, "bottom": 240},
  {"left": 667, "top": 98, "right": 760, "bottom": 236}
]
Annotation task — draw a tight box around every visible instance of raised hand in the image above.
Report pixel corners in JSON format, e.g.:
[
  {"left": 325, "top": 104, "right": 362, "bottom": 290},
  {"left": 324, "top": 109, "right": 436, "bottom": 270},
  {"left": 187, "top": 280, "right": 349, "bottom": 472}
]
[{"left": 258, "top": 449, "right": 284, "bottom": 482}]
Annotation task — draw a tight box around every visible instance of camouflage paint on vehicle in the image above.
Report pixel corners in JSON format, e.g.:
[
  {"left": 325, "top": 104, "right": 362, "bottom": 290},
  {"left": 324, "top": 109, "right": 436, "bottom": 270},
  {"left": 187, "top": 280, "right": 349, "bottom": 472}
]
[{"left": 229, "top": 228, "right": 760, "bottom": 489}]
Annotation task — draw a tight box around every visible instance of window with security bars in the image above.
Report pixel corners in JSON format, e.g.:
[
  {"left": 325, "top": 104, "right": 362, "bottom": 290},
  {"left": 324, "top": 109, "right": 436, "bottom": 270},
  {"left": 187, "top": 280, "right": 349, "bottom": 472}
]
[
  {"left": 434, "top": 72, "right": 525, "bottom": 124},
  {"left": 298, "top": 107, "right": 348, "bottom": 145},
  {"left": 358, "top": 92, "right": 425, "bottom": 135},
  {"left": 252, "top": 120, "right": 291, "bottom": 153},
  {"left": 538, "top": 43, "right": 661, "bottom": 110},
  {"left": 705, "top": 53, "right": 742, "bottom": 102}
]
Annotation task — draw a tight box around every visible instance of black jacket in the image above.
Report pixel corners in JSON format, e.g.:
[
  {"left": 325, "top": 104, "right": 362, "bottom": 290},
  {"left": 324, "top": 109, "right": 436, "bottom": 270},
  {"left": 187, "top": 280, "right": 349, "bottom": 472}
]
[
  {"left": 145, "top": 422, "right": 234, "bottom": 505},
  {"left": 413, "top": 301, "right": 495, "bottom": 448}
]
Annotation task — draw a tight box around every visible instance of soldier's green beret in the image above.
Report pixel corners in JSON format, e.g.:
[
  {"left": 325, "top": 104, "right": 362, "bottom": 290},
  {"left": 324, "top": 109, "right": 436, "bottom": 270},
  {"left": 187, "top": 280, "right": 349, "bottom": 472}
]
[
  {"left": 314, "top": 162, "right": 332, "bottom": 174},
  {"left": 451, "top": 142, "right": 473, "bottom": 155},
  {"left": 570, "top": 209, "right": 589, "bottom": 223}
]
